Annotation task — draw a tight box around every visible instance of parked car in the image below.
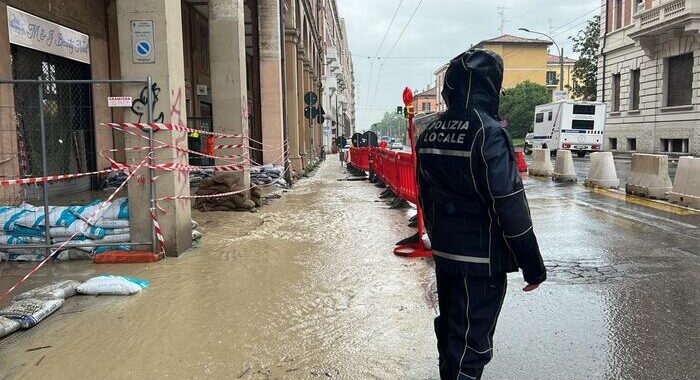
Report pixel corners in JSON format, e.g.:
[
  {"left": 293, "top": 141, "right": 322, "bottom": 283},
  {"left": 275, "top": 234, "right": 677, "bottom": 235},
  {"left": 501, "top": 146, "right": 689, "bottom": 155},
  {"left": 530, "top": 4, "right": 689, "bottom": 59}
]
[{"left": 390, "top": 142, "right": 403, "bottom": 150}]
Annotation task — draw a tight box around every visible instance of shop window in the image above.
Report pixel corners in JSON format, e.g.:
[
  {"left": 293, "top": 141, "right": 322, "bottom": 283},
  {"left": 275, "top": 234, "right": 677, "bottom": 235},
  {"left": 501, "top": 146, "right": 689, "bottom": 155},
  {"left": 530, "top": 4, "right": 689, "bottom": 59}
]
[
  {"left": 612, "top": 74, "right": 621, "bottom": 112},
  {"left": 609, "top": 138, "right": 618, "bottom": 150},
  {"left": 665, "top": 53, "right": 693, "bottom": 107},
  {"left": 627, "top": 138, "right": 637, "bottom": 151},
  {"left": 661, "top": 139, "right": 689, "bottom": 153},
  {"left": 630, "top": 69, "right": 640, "bottom": 110}
]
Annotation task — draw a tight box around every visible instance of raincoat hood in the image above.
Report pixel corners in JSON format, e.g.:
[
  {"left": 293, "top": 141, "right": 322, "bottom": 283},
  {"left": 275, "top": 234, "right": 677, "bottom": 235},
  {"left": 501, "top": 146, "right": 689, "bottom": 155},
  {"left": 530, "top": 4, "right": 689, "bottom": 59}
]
[{"left": 441, "top": 49, "right": 504, "bottom": 117}]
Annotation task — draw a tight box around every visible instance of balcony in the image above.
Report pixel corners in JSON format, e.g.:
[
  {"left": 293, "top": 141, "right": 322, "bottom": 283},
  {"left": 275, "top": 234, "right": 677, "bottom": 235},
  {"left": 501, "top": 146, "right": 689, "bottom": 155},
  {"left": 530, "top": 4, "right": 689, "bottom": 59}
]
[{"left": 630, "top": 0, "right": 700, "bottom": 42}]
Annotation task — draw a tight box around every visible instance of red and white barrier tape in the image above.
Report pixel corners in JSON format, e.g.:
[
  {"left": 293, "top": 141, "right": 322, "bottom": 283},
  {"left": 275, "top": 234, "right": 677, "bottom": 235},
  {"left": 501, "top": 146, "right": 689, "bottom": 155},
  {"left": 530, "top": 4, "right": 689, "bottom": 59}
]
[
  {"left": 103, "top": 122, "right": 245, "bottom": 139},
  {"left": 0, "top": 167, "right": 117, "bottom": 187}
]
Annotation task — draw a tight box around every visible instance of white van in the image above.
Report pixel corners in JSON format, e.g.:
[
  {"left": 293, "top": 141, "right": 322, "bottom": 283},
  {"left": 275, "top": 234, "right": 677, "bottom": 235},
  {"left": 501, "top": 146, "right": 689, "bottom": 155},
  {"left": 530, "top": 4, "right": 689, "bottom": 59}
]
[{"left": 529, "top": 101, "right": 606, "bottom": 158}]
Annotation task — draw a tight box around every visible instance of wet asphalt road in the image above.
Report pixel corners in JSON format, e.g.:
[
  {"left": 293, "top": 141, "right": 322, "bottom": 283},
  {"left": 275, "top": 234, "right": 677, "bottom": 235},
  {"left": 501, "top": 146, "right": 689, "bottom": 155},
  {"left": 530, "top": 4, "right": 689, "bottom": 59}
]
[{"left": 0, "top": 155, "right": 698, "bottom": 379}]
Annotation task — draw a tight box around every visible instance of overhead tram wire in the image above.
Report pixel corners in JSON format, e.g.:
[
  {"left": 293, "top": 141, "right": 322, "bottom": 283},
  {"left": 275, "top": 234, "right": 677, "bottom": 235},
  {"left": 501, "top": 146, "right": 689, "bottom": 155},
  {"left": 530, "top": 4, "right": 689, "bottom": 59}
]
[
  {"left": 369, "top": 0, "right": 425, "bottom": 107},
  {"left": 549, "top": 5, "right": 602, "bottom": 36},
  {"left": 363, "top": 0, "right": 405, "bottom": 108}
]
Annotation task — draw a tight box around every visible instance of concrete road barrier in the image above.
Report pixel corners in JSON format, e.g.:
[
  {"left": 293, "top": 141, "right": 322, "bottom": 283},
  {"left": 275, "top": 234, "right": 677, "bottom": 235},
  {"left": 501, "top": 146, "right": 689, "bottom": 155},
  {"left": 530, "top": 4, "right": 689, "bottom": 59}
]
[
  {"left": 529, "top": 148, "right": 554, "bottom": 177},
  {"left": 669, "top": 156, "right": 700, "bottom": 208},
  {"left": 584, "top": 152, "right": 620, "bottom": 188},
  {"left": 552, "top": 150, "right": 577, "bottom": 182},
  {"left": 625, "top": 153, "right": 673, "bottom": 200}
]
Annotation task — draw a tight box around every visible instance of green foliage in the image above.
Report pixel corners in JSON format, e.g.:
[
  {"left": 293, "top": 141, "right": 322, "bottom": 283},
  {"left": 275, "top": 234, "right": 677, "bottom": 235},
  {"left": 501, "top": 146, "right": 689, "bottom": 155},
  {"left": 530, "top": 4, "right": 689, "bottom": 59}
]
[
  {"left": 498, "top": 81, "right": 551, "bottom": 139},
  {"left": 570, "top": 16, "right": 600, "bottom": 100},
  {"left": 369, "top": 111, "right": 408, "bottom": 142}
]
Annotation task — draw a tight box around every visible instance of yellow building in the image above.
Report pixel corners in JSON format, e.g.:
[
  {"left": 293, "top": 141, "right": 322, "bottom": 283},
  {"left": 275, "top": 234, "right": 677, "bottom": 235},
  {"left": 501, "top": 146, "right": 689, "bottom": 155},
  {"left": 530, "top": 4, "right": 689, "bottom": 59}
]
[
  {"left": 546, "top": 54, "right": 578, "bottom": 99},
  {"left": 473, "top": 34, "right": 552, "bottom": 89}
]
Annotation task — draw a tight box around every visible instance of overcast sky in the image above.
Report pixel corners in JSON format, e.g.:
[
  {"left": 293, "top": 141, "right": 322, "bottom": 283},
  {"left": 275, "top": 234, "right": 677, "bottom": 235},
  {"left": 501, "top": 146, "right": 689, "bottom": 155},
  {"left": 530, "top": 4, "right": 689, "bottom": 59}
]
[{"left": 335, "top": 0, "right": 600, "bottom": 131}]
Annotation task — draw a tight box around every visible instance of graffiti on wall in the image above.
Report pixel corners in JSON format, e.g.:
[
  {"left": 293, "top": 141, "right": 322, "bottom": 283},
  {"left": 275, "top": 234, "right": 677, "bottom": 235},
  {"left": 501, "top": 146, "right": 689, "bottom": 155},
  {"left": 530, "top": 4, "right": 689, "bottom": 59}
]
[{"left": 131, "top": 83, "right": 165, "bottom": 123}]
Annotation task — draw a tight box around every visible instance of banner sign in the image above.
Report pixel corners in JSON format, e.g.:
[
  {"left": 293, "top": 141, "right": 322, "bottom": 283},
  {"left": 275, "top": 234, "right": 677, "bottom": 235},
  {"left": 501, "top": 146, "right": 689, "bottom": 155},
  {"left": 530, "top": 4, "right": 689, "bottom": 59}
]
[
  {"left": 107, "top": 97, "right": 133, "bottom": 108},
  {"left": 7, "top": 6, "right": 90, "bottom": 64}
]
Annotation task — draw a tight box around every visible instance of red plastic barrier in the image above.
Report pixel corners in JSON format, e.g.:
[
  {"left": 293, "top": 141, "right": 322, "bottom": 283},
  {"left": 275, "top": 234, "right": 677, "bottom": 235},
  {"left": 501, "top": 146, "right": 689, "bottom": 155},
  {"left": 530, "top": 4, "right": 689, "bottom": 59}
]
[
  {"left": 396, "top": 152, "right": 417, "bottom": 205},
  {"left": 349, "top": 147, "right": 371, "bottom": 172},
  {"left": 515, "top": 150, "right": 528, "bottom": 173}
]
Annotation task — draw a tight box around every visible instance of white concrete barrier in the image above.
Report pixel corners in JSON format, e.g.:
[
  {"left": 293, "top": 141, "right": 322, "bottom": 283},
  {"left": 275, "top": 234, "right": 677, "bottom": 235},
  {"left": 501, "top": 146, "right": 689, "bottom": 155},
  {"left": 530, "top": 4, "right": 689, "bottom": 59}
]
[
  {"left": 552, "top": 150, "right": 577, "bottom": 182},
  {"left": 529, "top": 148, "right": 554, "bottom": 177},
  {"left": 584, "top": 152, "right": 620, "bottom": 188},
  {"left": 625, "top": 153, "right": 673, "bottom": 199},
  {"left": 669, "top": 156, "right": 700, "bottom": 208}
]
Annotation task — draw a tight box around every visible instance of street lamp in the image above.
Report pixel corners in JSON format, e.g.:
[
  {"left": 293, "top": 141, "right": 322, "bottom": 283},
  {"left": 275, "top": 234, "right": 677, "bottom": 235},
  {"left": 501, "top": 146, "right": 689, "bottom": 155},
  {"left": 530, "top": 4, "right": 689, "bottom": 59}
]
[{"left": 519, "top": 27, "right": 564, "bottom": 92}]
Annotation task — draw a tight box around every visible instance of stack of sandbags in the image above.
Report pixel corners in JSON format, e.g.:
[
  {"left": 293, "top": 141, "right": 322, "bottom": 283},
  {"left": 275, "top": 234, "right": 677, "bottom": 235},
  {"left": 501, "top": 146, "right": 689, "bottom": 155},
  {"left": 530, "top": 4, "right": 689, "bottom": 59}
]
[
  {"left": 250, "top": 165, "right": 288, "bottom": 187},
  {"left": 194, "top": 176, "right": 256, "bottom": 212},
  {"left": 0, "top": 199, "right": 132, "bottom": 261}
]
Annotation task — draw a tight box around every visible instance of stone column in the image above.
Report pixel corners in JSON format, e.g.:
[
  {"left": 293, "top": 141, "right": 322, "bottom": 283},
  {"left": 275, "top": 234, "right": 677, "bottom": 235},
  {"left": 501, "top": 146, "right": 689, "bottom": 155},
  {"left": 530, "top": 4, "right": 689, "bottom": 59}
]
[
  {"left": 258, "top": 0, "right": 285, "bottom": 165},
  {"left": 297, "top": 46, "right": 307, "bottom": 168},
  {"left": 117, "top": 0, "right": 191, "bottom": 256},
  {"left": 209, "top": 0, "right": 250, "bottom": 191},
  {"left": 284, "top": 29, "right": 302, "bottom": 175},
  {"left": 0, "top": 3, "right": 19, "bottom": 205}
]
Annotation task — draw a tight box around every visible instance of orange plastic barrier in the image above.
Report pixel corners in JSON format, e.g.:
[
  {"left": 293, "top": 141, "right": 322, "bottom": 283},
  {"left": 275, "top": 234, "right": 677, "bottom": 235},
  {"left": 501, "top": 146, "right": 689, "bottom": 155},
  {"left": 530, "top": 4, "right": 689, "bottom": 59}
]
[{"left": 93, "top": 250, "right": 163, "bottom": 264}]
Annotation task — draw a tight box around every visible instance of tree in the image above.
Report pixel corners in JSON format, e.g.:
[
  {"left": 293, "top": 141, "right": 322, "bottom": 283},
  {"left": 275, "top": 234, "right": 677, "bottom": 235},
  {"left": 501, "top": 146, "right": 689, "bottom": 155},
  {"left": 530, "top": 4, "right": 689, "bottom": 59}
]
[
  {"left": 370, "top": 111, "right": 407, "bottom": 142},
  {"left": 570, "top": 15, "right": 600, "bottom": 100},
  {"left": 499, "top": 81, "right": 551, "bottom": 138}
]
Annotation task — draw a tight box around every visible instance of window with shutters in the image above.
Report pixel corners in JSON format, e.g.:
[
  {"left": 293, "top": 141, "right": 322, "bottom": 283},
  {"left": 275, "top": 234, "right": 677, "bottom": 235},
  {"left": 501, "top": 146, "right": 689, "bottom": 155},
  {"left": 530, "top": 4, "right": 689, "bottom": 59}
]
[
  {"left": 665, "top": 54, "right": 693, "bottom": 107},
  {"left": 630, "top": 69, "right": 640, "bottom": 110}
]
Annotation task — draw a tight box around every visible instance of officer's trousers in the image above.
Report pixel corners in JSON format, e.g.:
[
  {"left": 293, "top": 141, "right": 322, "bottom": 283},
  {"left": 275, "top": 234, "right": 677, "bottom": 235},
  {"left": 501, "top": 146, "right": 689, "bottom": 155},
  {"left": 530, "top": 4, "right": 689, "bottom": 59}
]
[{"left": 434, "top": 265, "right": 508, "bottom": 380}]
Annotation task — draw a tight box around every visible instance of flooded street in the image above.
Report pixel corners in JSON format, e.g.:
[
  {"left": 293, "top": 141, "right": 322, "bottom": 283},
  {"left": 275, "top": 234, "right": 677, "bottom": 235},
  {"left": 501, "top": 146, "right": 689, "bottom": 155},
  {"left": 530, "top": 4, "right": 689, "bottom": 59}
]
[{"left": 1, "top": 156, "right": 699, "bottom": 379}]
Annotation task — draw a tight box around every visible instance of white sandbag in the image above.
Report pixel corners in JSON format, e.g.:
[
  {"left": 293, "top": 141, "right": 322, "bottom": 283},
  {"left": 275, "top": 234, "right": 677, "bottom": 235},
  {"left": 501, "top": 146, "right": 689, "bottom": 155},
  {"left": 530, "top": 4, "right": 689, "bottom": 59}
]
[
  {"left": 56, "top": 249, "right": 93, "bottom": 261},
  {"left": 13, "top": 207, "right": 74, "bottom": 228},
  {"left": 77, "top": 275, "right": 149, "bottom": 296},
  {"left": 69, "top": 200, "right": 107, "bottom": 222},
  {"left": 14, "top": 280, "right": 82, "bottom": 301},
  {"left": 0, "top": 316, "right": 20, "bottom": 338},
  {"left": 104, "top": 228, "right": 130, "bottom": 236},
  {"left": 100, "top": 234, "right": 131, "bottom": 244},
  {"left": 99, "top": 198, "right": 129, "bottom": 220},
  {"left": 0, "top": 204, "right": 35, "bottom": 232},
  {"left": 0, "top": 251, "right": 44, "bottom": 262},
  {"left": 0, "top": 299, "right": 63, "bottom": 329},
  {"left": 0, "top": 235, "right": 25, "bottom": 245},
  {"left": 93, "top": 219, "right": 130, "bottom": 229}
]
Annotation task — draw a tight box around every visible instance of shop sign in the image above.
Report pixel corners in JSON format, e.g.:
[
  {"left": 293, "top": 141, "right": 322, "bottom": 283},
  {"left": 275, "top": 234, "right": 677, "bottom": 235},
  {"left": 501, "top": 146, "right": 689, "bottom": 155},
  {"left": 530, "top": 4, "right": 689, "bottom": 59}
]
[
  {"left": 107, "top": 96, "right": 133, "bottom": 108},
  {"left": 7, "top": 6, "right": 90, "bottom": 64}
]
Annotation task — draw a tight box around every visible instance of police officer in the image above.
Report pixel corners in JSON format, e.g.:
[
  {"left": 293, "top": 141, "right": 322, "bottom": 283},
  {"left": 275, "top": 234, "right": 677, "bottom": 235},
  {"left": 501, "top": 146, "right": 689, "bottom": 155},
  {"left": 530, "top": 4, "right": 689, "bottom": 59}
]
[{"left": 416, "top": 49, "right": 547, "bottom": 380}]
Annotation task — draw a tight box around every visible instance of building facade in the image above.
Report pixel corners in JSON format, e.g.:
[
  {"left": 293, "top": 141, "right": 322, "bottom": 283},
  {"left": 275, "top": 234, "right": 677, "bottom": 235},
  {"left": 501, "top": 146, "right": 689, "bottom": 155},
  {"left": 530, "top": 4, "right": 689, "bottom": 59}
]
[
  {"left": 0, "top": 0, "right": 354, "bottom": 255},
  {"left": 321, "top": 1, "right": 355, "bottom": 152},
  {"left": 598, "top": 0, "right": 699, "bottom": 155},
  {"left": 433, "top": 34, "right": 553, "bottom": 111},
  {"left": 412, "top": 86, "right": 437, "bottom": 115},
  {"left": 546, "top": 54, "right": 577, "bottom": 98}
]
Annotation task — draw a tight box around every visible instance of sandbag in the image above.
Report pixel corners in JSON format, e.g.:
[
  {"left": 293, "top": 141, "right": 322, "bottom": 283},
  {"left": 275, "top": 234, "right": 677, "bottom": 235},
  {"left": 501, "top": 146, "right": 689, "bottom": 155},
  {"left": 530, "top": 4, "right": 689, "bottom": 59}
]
[
  {"left": 98, "top": 198, "right": 129, "bottom": 220},
  {"left": 14, "top": 280, "right": 82, "bottom": 301},
  {"left": 93, "top": 219, "right": 130, "bottom": 229},
  {"left": 77, "top": 275, "right": 149, "bottom": 295},
  {"left": 15, "top": 207, "right": 79, "bottom": 228},
  {"left": 0, "top": 316, "right": 20, "bottom": 338},
  {"left": 69, "top": 200, "right": 106, "bottom": 222},
  {"left": 0, "top": 204, "right": 35, "bottom": 232},
  {"left": 0, "top": 299, "right": 63, "bottom": 329}
]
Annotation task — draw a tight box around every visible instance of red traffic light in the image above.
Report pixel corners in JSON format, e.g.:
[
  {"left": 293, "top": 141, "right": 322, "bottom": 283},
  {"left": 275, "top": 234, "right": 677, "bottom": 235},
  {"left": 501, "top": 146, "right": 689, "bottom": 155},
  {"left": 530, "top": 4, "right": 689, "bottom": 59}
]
[{"left": 402, "top": 87, "right": 413, "bottom": 106}]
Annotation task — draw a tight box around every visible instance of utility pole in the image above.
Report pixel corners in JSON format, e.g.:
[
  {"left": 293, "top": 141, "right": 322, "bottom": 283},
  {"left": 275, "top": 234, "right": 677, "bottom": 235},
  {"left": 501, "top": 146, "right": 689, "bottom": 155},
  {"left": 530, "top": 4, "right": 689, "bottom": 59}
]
[
  {"left": 497, "top": 6, "right": 509, "bottom": 35},
  {"left": 519, "top": 27, "right": 564, "bottom": 92}
]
